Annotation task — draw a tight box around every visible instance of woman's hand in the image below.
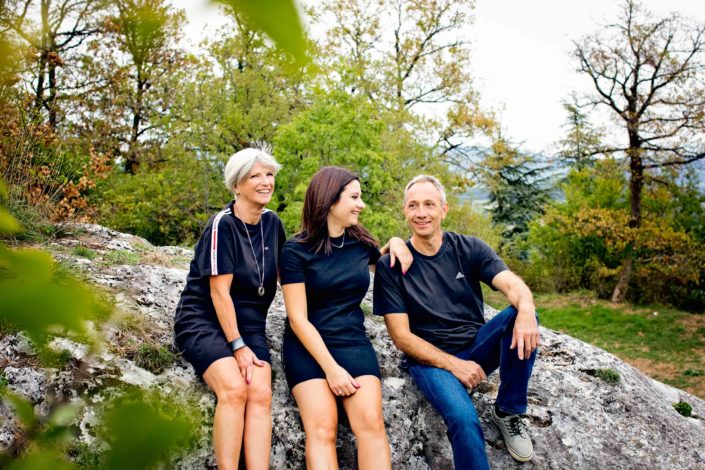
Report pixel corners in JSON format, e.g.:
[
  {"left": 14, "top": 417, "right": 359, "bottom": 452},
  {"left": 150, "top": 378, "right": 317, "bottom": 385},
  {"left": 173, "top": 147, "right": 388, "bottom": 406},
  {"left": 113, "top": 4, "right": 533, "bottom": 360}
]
[
  {"left": 234, "top": 346, "right": 265, "bottom": 384},
  {"left": 386, "top": 237, "right": 413, "bottom": 274},
  {"left": 325, "top": 364, "right": 360, "bottom": 397}
]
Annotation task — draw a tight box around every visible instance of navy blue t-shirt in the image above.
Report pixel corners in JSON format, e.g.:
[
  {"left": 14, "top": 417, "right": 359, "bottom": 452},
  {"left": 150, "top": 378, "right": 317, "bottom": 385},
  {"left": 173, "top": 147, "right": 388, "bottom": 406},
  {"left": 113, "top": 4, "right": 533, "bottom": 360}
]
[
  {"left": 176, "top": 202, "right": 286, "bottom": 335},
  {"left": 280, "top": 234, "right": 381, "bottom": 347},
  {"left": 373, "top": 232, "right": 507, "bottom": 354}
]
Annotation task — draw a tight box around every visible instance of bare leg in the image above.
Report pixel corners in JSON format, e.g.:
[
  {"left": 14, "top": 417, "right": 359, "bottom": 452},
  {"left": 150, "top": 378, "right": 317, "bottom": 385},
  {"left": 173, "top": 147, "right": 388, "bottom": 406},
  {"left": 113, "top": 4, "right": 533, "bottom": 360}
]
[
  {"left": 341, "top": 375, "right": 391, "bottom": 470},
  {"left": 203, "top": 357, "right": 247, "bottom": 470},
  {"left": 292, "top": 379, "right": 339, "bottom": 470},
  {"left": 243, "top": 363, "right": 272, "bottom": 470}
]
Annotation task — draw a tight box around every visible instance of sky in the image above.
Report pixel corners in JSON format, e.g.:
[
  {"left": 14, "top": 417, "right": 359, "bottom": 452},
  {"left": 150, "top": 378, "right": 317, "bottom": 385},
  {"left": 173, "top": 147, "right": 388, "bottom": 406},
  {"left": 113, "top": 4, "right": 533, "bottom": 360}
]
[{"left": 178, "top": 0, "right": 705, "bottom": 154}]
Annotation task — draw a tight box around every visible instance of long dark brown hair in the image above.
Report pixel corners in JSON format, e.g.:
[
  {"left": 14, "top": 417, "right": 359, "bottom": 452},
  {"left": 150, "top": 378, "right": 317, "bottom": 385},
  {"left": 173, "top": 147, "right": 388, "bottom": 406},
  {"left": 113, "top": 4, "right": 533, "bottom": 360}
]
[{"left": 298, "top": 166, "right": 379, "bottom": 254}]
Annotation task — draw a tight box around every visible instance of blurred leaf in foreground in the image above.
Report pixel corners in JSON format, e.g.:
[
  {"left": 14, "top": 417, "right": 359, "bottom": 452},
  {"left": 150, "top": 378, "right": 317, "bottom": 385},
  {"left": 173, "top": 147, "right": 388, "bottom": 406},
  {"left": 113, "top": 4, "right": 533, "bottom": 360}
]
[
  {"left": 101, "top": 390, "right": 197, "bottom": 470},
  {"left": 216, "top": 0, "right": 308, "bottom": 63}
]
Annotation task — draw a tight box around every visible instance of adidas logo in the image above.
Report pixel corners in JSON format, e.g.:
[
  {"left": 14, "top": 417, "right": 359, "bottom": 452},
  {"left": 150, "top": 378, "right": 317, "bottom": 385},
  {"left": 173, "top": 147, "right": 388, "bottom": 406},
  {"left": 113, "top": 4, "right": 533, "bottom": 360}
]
[{"left": 455, "top": 272, "right": 465, "bottom": 279}]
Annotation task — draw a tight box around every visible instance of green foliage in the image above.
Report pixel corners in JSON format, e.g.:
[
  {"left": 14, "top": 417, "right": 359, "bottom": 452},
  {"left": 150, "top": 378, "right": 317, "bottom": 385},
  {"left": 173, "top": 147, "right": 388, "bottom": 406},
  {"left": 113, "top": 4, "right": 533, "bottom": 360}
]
[
  {"left": 444, "top": 201, "right": 501, "bottom": 251},
  {"left": 98, "top": 390, "right": 197, "bottom": 469},
  {"left": 94, "top": 154, "right": 221, "bottom": 245},
  {"left": 595, "top": 368, "right": 620, "bottom": 385},
  {"left": 683, "top": 369, "right": 703, "bottom": 377},
  {"left": 273, "top": 90, "right": 405, "bottom": 241},
  {"left": 479, "top": 136, "right": 551, "bottom": 259},
  {"left": 217, "top": 0, "right": 308, "bottom": 64},
  {"left": 0, "top": 388, "right": 83, "bottom": 469},
  {"left": 526, "top": 160, "right": 705, "bottom": 309},
  {"left": 672, "top": 401, "right": 692, "bottom": 417},
  {"left": 132, "top": 344, "right": 177, "bottom": 374},
  {"left": 0, "top": 244, "right": 111, "bottom": 349}
]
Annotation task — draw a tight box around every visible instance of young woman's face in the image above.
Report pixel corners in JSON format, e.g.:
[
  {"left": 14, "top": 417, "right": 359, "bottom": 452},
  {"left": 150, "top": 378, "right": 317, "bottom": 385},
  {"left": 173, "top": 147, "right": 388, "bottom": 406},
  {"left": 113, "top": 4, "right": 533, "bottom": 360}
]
[
  {"left": 328, "top": 179, "right": 365, "bottom": 228},
  {"left": 235, "top": 161, "right": 275, "bottom": 206}
]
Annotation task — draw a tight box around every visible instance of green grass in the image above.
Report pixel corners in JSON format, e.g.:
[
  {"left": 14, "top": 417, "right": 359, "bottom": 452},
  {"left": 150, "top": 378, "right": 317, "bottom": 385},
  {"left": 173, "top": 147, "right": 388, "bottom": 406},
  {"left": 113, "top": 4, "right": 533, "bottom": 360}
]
[
  {"left": 102, "top": 250, "right": 140, "bottom": 266},
  {"left": 72, "top": 246, "right": 97, "bottom": 259},
  {"left": 482, "top": 288, "right": 705, "bottom": 398}
]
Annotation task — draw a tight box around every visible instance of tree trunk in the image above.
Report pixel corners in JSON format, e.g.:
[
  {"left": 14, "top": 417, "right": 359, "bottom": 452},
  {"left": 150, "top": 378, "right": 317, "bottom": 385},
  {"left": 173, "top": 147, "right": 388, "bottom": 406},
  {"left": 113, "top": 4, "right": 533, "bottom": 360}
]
[
  {"left": 611, "top": 141, "right": 643, "bottom": 302},
  {"left": 125, "top": 80, "right": 144, "bottom": 174}
]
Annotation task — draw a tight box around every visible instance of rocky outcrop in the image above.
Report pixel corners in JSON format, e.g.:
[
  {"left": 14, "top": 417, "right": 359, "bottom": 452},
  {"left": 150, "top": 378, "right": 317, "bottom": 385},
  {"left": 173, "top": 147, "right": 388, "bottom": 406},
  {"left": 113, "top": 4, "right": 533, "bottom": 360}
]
[{"left": 1, "top": 223, "right": 704, "bottom": 469}]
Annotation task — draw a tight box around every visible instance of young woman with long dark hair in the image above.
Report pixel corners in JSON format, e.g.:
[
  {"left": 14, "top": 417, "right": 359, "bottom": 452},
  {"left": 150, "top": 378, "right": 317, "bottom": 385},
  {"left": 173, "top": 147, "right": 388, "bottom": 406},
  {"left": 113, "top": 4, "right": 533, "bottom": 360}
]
[{"left": 280, "top": 166, "right": 411, "bottom": 469}]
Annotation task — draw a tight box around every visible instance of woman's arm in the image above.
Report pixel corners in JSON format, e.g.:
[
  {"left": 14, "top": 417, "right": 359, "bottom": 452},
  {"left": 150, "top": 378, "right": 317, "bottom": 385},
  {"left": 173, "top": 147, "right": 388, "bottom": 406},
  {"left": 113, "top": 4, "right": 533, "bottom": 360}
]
[
  {"left": 282, "top": 283, "right": 360, "bottom": 396},
  {"left": 210, "top": 275, "right": 264, "bottom": 383},
  {"left": 379, "top": 237, "right": 413, "bottom": 274}
]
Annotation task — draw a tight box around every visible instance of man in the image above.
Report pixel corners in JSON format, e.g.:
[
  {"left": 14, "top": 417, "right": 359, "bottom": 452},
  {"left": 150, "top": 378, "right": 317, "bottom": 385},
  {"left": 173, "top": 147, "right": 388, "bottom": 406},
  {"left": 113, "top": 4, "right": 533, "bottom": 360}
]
[{"left": 374, "top": 175, "right": 540, "bottom": 469}]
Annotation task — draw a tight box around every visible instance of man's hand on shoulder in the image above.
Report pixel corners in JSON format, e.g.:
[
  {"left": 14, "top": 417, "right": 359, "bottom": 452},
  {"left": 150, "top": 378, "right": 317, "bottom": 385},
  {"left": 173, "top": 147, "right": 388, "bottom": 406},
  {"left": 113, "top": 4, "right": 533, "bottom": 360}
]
[{"left": 447, "top": 356, "right": 486, "bottom": 389}]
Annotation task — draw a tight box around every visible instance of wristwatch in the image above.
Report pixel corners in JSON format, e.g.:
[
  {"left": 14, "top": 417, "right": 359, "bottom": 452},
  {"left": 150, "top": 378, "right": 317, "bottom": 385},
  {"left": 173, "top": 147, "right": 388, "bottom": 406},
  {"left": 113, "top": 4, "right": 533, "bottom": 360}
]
[{"left": 228, "top": 337, "right": 246, "bottom": 352}]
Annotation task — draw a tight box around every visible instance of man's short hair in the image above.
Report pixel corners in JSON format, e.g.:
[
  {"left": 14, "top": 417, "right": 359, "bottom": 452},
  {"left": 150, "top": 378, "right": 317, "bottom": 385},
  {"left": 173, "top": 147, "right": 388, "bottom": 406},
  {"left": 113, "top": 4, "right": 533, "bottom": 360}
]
[
  {"left": 223, "top": 146, "right": 282, "bottom": 196},
  {"left": 404, "top": 175, "right": 447, "bottom": 205}
]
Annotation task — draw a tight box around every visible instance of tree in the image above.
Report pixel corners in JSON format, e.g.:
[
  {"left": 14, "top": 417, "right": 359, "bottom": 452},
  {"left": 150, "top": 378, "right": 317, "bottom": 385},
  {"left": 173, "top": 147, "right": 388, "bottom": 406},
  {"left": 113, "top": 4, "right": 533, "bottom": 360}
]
[
  {"left": 557, "top": 96, "right": 603, "bottom": 170},
  {"left": 574, "top": 0, "right": 705, "bottom": 302},
  {"left": 103, "top": 0, "right": 185, "bottom": 174},
  {"left": 0, "top": 0, "right": 104, "bottom": 128},
  {"left": 479, "top": 135, "right": 551, "bottom": 258},
  {"left": 317, "top": 0, "right": 494, "bottom": 169}
]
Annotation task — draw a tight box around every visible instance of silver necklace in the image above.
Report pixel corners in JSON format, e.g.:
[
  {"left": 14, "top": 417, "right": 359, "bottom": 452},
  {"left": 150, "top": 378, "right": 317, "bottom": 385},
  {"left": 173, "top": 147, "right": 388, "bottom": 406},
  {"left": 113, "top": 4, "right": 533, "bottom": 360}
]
[
  {"left": 331, "top": 229, "right": 345, "bottom": 249},
  {"left": 235, "top": 205, "right": 265, "bottom": 296}
]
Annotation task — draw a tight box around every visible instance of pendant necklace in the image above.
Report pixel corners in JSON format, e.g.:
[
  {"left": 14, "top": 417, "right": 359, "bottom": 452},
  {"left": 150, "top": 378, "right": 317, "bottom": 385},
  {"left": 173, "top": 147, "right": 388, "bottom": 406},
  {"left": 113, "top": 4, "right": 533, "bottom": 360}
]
[
  {"left": 236, "top": 205, "right": 266, "bottom": 296},
  {"left": 331, "top": 229, "right": 345, "bottom": 249}
]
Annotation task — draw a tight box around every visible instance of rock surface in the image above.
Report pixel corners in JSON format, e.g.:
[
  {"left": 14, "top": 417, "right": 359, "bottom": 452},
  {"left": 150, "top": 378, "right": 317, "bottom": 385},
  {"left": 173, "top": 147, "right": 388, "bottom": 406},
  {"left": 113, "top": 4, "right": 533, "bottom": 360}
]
[{"left": 1, "top": 223, "right": 704, "bottom": 469}]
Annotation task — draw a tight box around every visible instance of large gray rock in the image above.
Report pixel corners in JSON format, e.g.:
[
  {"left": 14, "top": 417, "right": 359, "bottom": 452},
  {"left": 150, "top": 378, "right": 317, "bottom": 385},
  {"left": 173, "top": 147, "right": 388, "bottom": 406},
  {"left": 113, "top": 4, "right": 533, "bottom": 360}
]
[{"left": 2, "top": 223, "right": 704, "bottom": 469}]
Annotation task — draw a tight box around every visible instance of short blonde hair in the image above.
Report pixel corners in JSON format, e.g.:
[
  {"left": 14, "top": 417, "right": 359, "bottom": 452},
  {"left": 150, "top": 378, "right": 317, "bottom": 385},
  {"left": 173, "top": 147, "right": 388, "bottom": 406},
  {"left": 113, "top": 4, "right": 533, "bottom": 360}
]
[
  {"left": 223, "top": 147, "right": 282, "bottom": 196},
  {"left": 403, "top": 174, "right": 447, "bottom": 205}
]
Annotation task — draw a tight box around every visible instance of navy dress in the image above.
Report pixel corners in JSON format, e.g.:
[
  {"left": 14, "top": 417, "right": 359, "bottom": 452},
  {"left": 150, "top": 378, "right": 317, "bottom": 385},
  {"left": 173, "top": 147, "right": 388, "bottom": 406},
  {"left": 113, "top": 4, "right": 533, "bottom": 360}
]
[
  {"left": 174, "top": 203, "right": 285, "bottom": 376},
  {"left": 280, "top": 233, "right": 381, "bottom": 389}
]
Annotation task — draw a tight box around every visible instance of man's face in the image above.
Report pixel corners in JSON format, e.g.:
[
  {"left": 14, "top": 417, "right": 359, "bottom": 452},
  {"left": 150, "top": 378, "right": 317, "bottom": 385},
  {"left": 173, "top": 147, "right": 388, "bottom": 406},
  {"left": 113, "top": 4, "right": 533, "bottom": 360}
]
[{"left": 403, "top": 181, "right": 449, "bottom": 239}]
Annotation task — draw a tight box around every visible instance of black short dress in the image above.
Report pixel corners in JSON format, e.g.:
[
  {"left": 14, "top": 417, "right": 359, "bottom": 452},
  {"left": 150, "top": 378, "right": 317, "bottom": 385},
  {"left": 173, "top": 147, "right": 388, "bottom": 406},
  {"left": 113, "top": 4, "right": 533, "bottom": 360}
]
[
  {"left": 280, "top": 233, "right": 381, "bottom": 389},
  {"left": 174, "top": 202, "right": 285, "bottom": 377}
]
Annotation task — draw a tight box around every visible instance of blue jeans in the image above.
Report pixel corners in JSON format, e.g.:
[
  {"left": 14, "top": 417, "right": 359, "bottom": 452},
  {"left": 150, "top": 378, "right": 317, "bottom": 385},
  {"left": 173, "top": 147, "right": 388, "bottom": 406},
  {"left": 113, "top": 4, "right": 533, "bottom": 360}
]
[{"left": 408, "top": 306, "right": 537, "bottom": 470}]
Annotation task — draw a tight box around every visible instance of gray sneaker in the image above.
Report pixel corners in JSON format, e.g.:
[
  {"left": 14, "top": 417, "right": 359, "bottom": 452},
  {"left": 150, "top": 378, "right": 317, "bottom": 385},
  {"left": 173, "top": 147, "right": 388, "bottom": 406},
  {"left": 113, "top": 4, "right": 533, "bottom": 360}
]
[{"left": 491, "top": 407, "right": 534, "bottom": 462}]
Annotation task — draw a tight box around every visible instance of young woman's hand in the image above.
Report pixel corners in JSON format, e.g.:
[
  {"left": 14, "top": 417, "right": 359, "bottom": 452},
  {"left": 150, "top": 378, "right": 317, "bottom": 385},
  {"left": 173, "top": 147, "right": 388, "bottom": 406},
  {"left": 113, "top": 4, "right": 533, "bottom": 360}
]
[
  {"left": 325, "top": 364, "right": 360, "bottom": 396},
  {"left": 234, "top": 346, "right": 265, "bottom": 384},
  {"left": 387, "top": 237, "right": 413, "bottom": 274}
]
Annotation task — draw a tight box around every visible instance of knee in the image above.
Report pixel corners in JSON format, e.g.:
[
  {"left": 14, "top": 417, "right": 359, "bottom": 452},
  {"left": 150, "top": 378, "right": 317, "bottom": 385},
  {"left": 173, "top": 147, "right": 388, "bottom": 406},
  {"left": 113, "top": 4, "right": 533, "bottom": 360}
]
[
  {"left": 247, "top": 380, "right": 272, "bottom": 407},
  {"left": 216, "top": 381, "right": 247, "bottom": 407},
  {"left": 354, "top": 408, "right": 386, "bottom": 436},
  {"left": 308, "top": 418, "right": 338, "bottom": 445}
]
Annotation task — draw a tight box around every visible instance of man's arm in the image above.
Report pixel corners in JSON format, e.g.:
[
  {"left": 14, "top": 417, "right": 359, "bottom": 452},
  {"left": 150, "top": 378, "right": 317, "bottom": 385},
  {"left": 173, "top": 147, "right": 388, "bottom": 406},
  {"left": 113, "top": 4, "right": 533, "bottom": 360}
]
[
  {"left": 384, "top": 313, "right": 486, "bottom": 388},
  {"left": 491, "top": 270, "right": 540, "bottom": 360}
]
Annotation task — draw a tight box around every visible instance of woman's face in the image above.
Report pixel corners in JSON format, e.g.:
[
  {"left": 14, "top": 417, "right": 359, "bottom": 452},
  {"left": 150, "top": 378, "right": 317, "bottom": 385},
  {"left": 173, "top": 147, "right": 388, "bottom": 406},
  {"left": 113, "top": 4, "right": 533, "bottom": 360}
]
[
  {"left": 235, "top": 161, "right": 275, "bottom": 207},
  {"left": 328, "top": 179, "right": 365, "bottom": 228}
]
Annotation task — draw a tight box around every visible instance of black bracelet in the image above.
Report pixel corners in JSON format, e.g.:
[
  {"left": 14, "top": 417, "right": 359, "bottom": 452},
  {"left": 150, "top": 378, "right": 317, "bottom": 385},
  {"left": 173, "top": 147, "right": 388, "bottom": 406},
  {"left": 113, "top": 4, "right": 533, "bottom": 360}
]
[{"left": 228, "top": 337, "right": 246, "bottom": 352}]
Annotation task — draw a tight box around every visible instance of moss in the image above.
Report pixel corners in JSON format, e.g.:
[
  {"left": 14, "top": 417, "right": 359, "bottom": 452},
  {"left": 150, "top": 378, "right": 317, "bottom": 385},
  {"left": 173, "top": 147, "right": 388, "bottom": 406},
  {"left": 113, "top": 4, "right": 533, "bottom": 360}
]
[
  {"left": 595, "top": 368, "right": 621, "bottom": 385},
  {"left": 673, "top": 401, "right": 692, "bottom": 417},
  {"left": 39, "top": 348, "right": 74, "bottom": 370}
]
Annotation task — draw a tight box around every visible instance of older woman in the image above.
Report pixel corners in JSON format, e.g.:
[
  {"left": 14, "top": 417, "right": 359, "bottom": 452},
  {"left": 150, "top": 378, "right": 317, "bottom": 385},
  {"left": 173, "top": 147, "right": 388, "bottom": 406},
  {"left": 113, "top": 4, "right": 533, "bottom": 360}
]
[
  {"left": 174, "top": 147, "right": 284, "bottom": 470},
  {"left": 280, "top": 166, "right": 411, "bottom": 469}
]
